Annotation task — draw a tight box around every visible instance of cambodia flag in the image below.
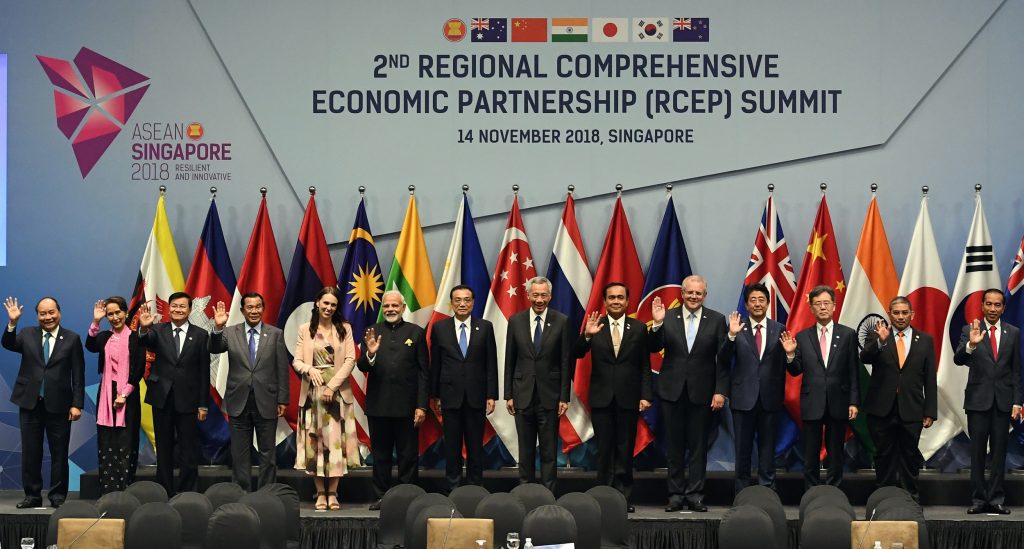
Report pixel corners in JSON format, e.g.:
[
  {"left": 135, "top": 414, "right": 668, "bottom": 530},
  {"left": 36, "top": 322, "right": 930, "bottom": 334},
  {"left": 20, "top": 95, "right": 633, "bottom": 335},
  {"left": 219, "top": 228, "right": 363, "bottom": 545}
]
[{"left": 184, "top": 199, "right": 235, "bottom": 463}]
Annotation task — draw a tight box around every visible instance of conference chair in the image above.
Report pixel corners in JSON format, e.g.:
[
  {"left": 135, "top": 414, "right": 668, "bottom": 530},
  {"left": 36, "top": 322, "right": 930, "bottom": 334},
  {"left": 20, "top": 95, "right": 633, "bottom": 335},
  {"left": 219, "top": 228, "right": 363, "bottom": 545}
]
[
  {"left": 798, "top": 484, "right": 848, "bottom": 519},
  {"left": 522, "top": 504, "right": 578, "bottom": 548},
  {"left": 450, "top": 484, "right": 490, "bottom": 518},
  {"left": 169, "top": 491, "right": 214, "bottom": 549},
  {"left": 511, "top": 483, "right": 556, "bottom": 514},
  {"left": 556, "top": 492, "right": 602, "bottom": 549},
  {"left": 239, "top": 492, "right": 287, "bottom": 549},
  {"left": 718, "top": 505, "right": 776, "bottom": 549},
  {"left": 204, "top": 481, "right": 245, "bottom": 510},
  {"left": 258, "top": 482, "right": 301, "bottom": 549},
  {"left": 96, "top": 490, "right": 142, "bottom": 522},
  {"left": 733, "top": 485, "right": 782, "bottom": 507},
  {"left": 801, "top": 506, "right": 853, "bottom": 549},
  {"left": 876, "top": 505, "right": 928, "bottom": 549},
  {"left": 376, "top": 483, "right": 426, "bottom": 549},
  {"left": 405, "top": 493, "right": 456, "bottom": 548},
  {"left": 407, "top": 504, "right": 463, "bottom": 549},
  {"left": 474, "top": 492, "right": 527, "bottom": 549},
  {"left": 733, "top": 486, "right": 787, "bottom": 549},
  {"left": 865, "top": 486, "right": 917, "bottom": 519},
  {"left": 585, "top": 486, "right": 628, "bottom": 549},
  {"left": 46, "top": 500, "right": 99, "bottom": 547},
  {"left": 205, "top": 502, "right": 262, "bottom": 549},
  {"left": 125, "top": 480, "right": 169, "bottom": 505},
  {"left": 125, "top": 501, "right": 182, "bottom": 549}
]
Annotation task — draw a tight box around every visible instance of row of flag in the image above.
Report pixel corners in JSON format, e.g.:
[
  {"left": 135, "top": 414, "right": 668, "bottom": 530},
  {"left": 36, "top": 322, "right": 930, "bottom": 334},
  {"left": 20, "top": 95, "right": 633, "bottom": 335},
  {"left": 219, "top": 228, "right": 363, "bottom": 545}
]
[
  {"left": 126, "top": 186, "right": 1024, "bottom": 468},
  {"left": 445, "top": 17, "right": 709, "bottom": 44}
]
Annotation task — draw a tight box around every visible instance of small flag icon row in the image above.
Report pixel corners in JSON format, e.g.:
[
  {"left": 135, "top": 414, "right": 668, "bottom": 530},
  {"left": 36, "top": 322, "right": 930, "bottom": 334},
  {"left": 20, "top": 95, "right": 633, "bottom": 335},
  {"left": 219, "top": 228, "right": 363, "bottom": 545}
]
[{"left": 443, "top": 17, "right": 709, "bottom": 43}]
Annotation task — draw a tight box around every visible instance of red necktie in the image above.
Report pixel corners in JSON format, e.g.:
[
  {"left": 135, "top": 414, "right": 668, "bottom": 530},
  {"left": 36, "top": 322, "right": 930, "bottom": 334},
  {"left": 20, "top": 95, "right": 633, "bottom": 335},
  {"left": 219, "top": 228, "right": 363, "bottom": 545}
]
[
  {"left": 754, "top": 324, "right": 763, "bottom": 360},
  {"left": 990, "top": 325, "right": 998, "bottom": 361}
]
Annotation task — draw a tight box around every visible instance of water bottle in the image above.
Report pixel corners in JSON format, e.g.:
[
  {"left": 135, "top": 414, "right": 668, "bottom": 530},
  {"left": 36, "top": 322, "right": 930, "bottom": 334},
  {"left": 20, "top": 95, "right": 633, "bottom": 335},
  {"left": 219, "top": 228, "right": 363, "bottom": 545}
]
[{"left": 523, "top": 538, "right": 534, "bottom": 549}]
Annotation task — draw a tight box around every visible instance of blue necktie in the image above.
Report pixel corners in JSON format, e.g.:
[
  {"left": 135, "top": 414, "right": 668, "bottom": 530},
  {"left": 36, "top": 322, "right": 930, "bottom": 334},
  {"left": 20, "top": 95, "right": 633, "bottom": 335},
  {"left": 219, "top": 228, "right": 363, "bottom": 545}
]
[
  {"left": 248, "top": 328, "right": 258, "bottom": 365},
  {"left": 459, "top": 323, "right": 468, "bottom": 358},
  {"left": 686, "top": 313, "right": 697, "bottom": 351},
  {"left": 41, "top": 333, "right": 51, "bottom": 397},
  {"left": 533, "top": 315, "right": 543, "bottom": 353}
]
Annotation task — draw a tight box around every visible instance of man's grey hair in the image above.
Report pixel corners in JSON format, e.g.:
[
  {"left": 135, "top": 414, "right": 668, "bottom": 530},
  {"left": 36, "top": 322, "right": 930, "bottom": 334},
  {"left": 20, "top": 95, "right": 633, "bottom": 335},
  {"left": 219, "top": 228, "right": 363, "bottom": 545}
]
[
  {"left": 382, "top": 290, "right": 405, "bottom": 305},
  {"left": 527, "top": 276, "right": 552, "bottom": 293}
]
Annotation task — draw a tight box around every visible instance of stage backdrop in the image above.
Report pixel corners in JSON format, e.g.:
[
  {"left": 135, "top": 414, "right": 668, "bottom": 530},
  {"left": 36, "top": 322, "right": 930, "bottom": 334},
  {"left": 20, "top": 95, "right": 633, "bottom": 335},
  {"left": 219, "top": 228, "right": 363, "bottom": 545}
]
[{"left": 1, "top": 0, "right": 1023, "bottom": 489}]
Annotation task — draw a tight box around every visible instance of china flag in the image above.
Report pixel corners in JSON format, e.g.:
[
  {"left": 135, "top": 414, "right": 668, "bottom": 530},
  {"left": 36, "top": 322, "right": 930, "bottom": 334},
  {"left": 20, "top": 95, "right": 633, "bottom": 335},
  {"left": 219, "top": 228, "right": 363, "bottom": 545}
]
[{"left": 511, "top": 18, "right": 547, "bottom": 42}]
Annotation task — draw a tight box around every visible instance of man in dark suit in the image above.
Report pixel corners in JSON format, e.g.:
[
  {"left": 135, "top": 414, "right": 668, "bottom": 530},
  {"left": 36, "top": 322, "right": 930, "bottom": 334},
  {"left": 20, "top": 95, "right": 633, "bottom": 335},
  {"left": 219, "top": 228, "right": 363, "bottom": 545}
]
[
  {"left": 575, "top": 282, "right": 651, "bottom": 512},
  {"left": 504, "top": 276, "right": 572, "bottom": 492},
  {"left": 730, "top": 283, "right": 793, "bottom": 494},
  {"left": 358, "top": 290, "right": 429, "bottom": 510},
  {"left": 650, "top": 275, "right": 738, "bottom": 512},
  {"left": 953, "top": 288, "right": 1022, "bottom": 514},
  {"left": 209, "top": 293, "right": 290, "bottom": 491},
  {"left": 138, "top": 291, "right": 211, "bottom": 496},
  {"left": 3, "top": 296, "right": 84, "bottom": 508},
  {"left": 860, "top": 296, "right": 937, "bottom": 500},
  {"left": 786, "top": 285, "right": 859, "bottom": 490},
  {"left": 430, "top": 285, "right": 498, "bottom": 493}
]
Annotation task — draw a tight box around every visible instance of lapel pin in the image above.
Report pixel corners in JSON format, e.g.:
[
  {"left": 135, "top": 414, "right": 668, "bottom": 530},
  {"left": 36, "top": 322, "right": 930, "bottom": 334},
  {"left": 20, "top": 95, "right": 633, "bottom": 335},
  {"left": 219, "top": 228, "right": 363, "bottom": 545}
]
[
  {"left": 676, "top": 314, "right": 682, "bottom": 319},
  {"left": 404, "top": 338, "right": 413, "bottom": 346},
  {"left": 474, "top": 326, "right": 479, "bottom": 331},
  {"left": 546, "top": 323, "right": 551, "bottom": 327}
]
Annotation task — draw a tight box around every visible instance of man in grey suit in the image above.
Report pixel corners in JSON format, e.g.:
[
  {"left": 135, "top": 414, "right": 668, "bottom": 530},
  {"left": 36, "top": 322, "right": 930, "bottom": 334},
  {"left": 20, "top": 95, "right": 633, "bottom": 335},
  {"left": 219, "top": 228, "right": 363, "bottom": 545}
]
[
  {"left": 505, "top": 276, "right": 572, "bottom": 492},
  {"left": 954, "top": 288, "right": 1022, "bottom": 514},
  {"left": 209, "top": 293, "right": 290, "bottom": 491}
]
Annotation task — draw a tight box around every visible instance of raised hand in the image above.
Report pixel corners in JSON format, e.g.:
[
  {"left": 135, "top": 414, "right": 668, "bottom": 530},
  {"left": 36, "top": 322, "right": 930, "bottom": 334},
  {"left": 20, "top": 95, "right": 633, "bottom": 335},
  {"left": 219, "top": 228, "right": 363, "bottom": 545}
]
[
  {"left": 780, "top": 330, "right": 797, "bottom": 354},
  {"left": 364, "top": 327, "right": 381, "bottom": 355},
  {"left": 874, "top": 319, "right": 891, "bottom": 342},
  {"left": 728, "top": 311, "right": 745, "bottom": 337},
  {"left": 968, "top": 319, "right": 985, "bottom": 346},
  {"left": 4, "top": 297, "right": 23, "bottom": 325},
  {"left": 138, "top": 301, "right": 155, "bottom": 328},
  {"left": 213, "top": 301, "right": 229, "bottom": 328},
  {"left": 584, "top": 311, "right": 604, "bottom": 337},
  {"left": 93, "top": 300, "right": 106, "bottom": 323},
  {"left": 652, "top": 296, "right": 665, "bottom": 323}
]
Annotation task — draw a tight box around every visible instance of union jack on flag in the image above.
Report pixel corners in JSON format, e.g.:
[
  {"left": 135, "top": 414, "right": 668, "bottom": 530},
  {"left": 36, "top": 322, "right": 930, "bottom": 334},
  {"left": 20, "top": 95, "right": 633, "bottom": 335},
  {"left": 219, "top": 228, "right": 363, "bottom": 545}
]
[
  {"left": 472, "top": 18, "right": 490, "bottom": 31},
  {"left": 673, "top": 18, "right": 692, "bottom": 31},
  {"left": 739, "top": 193, "right": 796, "bottom": 322}
]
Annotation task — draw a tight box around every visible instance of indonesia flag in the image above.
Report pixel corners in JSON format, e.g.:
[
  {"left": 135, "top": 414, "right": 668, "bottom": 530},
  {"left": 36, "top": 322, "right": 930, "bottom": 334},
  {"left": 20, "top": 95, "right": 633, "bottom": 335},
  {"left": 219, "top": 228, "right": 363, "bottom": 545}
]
[
  {"left": 927, "top": 191, "right": 1000, "bottom": 456},
  {"left": 899, "top": 194, "right": 951, "bottom": 458},
  {"left": 483, "top": 196, "right": 538, "bottom": 459},
  {"left": 183, "top": 198, "right": 235, "bottom": 463},
  {"left": 545, "top": 192, "right": 593, "bottom": 454}
]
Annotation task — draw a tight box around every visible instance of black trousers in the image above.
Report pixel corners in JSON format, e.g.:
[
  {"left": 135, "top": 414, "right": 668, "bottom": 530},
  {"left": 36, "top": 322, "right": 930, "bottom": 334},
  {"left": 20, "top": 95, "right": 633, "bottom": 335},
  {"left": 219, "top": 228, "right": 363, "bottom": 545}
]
[
  {"left": 662, "top": 398, "right": 711, "bottom": 505},
  {"left": 802, "top": 410, "right": 847, "bottom": 490},
  {"left": 19, "top": 400, "right": 70, "bottom": 503},
  {"left": 152, "top": 392, "right": 200, "bottom": 497},
  {"left": 367, "top": 414, "right": 418, "bottom": 498},
  {"left": 514, "top": 393, "right": 559, "bottom": 492},
  {"left": 591, "top": 399, "right": 639, "bottom": 501},
  {"left": 732, "top": 399, "right": 779, "bottom": 494},
  {"left": 967, "top": 406, "right": 1010, "bottom": 506},
  {"left": 230, "top": 390, "right": 278, "bottom": 491},
  {"left": 441, "top": 404, "right": 486, "bottom": 492},
  {"left": 867, "top": 402, "right": 924, "bottom": 497},
  {"left": 97, "top": 424, "right": 137, "bottom": 495}
]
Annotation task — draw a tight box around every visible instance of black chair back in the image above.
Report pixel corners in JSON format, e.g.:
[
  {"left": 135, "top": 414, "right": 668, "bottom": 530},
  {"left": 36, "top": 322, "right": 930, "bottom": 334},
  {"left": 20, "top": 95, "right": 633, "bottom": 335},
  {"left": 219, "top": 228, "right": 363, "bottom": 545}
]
[
  {"left": 404, "top": 493, "right": 456, "bottom": 547},
  {"left": 585, "top": 486, "right": 628, "bottom": 549},
  {"left": 47, "top": 500, "right": 99, "bottom": 547},
  {"left": 719, "top": 505, "right": 775, "bottom": 549},
  {"left": 556, "top": 492, "right": 601, "bottom": 549},
  {"left": 97, "top": 490, "right": 142, "bottom": 522},
  {"left": 407, "top": 504, "right": 463, "bottom": 549},
  {"left": 378, "top": 483, "right": 427, "bottom": 547},
  {"left": 522, "top": 504, "right": 577, "bottom": 547},
  {"left": 801, "top": 506, "right": 853, "bottom": 549},
  {"left": 204, "top": 481, "right": 245, "bottom": 510},
  {"left": 450, "top": 484, "right": 489, "bottom": 518},
  {"left": 125, "top": 501, "right": 182, "bottom": 549},
  {"left": 475, "top": 493, "right": 526, "bottom": 549},
  {"left": 258, "top": 482, "right": 301, "bottom": 549},
  {"left": 205, "top": 502, "right": 262, "bottom": 549},
  {"left": 239, "top": 492, "right": 287, "bottom": 549},
  {"left": 510, "top": 484, "right": 556, "bottom": 514},
  {"left": 126, "top": 480, "right": 169, "bottom": 504},
  {"left": 169, "top": 491, "right": 213, "bottom": 549}
]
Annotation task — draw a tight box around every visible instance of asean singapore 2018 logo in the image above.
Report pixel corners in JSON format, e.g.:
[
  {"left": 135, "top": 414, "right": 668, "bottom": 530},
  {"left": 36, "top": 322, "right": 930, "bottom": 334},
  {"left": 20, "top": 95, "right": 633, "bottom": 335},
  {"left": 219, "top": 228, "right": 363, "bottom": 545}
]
[{"left": 37, "top": 47, "right": 150, "bottom": 178}]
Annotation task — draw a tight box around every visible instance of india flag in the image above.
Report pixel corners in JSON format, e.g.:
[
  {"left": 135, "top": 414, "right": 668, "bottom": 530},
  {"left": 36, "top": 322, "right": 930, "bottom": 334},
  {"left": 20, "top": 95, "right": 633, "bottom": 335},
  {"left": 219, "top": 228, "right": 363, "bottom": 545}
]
[
  {"left": 552, "top": 18, "right": 588, "bottom": 42},
  {"left": 382, "top": 195, "right": 437, "bottom": 327}
]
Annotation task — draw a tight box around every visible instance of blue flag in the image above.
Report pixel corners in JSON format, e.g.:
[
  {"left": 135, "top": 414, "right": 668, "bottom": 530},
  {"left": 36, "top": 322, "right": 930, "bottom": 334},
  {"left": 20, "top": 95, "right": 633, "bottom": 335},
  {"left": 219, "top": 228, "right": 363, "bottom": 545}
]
[{"left": 1005, "top": 235, "right": 1024, "bottom": 444}]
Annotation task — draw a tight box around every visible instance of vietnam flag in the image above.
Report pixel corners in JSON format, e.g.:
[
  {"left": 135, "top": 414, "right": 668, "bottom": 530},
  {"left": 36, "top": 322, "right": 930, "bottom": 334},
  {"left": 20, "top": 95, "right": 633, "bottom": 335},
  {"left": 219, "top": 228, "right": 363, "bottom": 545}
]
[{"left": 511, "top": 18, "right": 547, "bottom": 42}]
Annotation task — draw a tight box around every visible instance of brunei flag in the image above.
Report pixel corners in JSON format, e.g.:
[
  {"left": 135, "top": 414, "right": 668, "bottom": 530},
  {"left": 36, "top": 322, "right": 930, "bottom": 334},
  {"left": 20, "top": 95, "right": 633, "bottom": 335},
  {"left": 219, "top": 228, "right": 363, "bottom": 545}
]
[{"left": 551, "top": 18, "right": 588, "bottom": 42}]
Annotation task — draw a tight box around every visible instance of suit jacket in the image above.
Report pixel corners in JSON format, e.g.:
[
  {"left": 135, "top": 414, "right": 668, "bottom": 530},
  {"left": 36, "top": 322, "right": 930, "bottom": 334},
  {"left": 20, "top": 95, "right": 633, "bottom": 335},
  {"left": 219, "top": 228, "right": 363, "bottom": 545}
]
[
  {"left": 356, "top": 320, "right": 429, "bottom": 417},
  {"left": 430, "top": 316, "right": 498, "bottom": 409},
  {"left": 573, "top": 315, "right": 652, "bottom": 409},
  {"left": 139, "top": 322, "right": 211, "bottom": 412},
  {"left": 860, "top": 327, "right": 938, "bottom": 422},
  {"left": 291, "top": 322, "right": 356, "bottom": 407},
  {"left": 209, "top": 322, "right": 290, "bottom": 419},
  {"left": 85, "top": 328, "right": 146, "bottom": 419},
  {"left": 954, "top": 322, "right": 1023, "bottom": 413},
  {"left": 504, "top": 308, "right": 572, "bottom": 408},
  {"left": 3, "top": 325, "right": 85, "bottom": 413},
  {"left": 787, "top": 322, "right": 860, "bottom": 420},
  {"left": 648, "top": 307, "right": 732, "bottom": 405},
  {"left": 729, "top": 318, "right": 787, "bottom": 412}
]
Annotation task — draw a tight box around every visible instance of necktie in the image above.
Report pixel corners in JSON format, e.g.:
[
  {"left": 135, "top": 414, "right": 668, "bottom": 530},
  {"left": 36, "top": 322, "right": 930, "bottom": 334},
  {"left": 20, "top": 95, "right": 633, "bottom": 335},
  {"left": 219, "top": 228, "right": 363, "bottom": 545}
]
[
  {"left": 533, "top": 315, "right": 543, "bottom": 353},
  {"left": 248, "top": 328, "right": 258, "bottom": 365},
  {"left": 819, "top": 326, "right": 829, "bottom": 367},
  {"left": 611, "top": 320, "right": 621, "bottom": 357},
  {"left": 686, "top": 313, "right": 697, "bottom": 351},
  {"left": 754, "top": 324, "right": 763, "bottom": 360},
  {"left": 896, "top": 332, "right": 906, "bottom": 369},
  {"left": 459, "top": 323, "right": 468, "bottom": 358},
  {"left": 41, "top": 333, "right": 51, "bottom": 397},
  {"left": 989, "top": 325, "right": 999, "bottom": 361},
  {"left": 174, "top": 327, "right": 182, "bottom": 358}
]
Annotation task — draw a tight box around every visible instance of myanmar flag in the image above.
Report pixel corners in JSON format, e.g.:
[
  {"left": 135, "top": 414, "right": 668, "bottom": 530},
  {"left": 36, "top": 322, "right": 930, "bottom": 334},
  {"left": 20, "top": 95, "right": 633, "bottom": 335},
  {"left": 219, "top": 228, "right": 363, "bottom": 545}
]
[
  {"left": 552, "top": 18, "right": 588, "bottom": 42},
  {"left": 381, "top": 195, "right": 437, "bottom": 327}
]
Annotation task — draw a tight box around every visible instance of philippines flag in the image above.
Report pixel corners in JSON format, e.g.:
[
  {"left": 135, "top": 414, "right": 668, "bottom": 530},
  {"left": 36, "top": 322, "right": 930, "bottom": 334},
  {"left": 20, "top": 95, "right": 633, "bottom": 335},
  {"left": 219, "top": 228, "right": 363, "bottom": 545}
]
[
  {"left": 183, "top": 199, "right": 235, "bottom": 463},
  {"left": 338, "top": 197, "right": 384, "bottom": 452},
  {"left": 546, "top": 192, "right": 593, "bottom": 457}
]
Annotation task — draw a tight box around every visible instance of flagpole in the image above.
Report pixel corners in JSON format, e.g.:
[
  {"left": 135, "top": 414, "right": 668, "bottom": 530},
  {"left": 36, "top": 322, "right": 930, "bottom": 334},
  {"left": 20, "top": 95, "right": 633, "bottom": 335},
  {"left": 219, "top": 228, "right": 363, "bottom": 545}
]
[
  {"left": 871, "top": 182, "right": 878, "bottom": 195},
  {"left": 410, "top": 184, "right": 415, "bottom": 195},
  {"left": 922, "top": 185, "right": 928, "bottom": 197},
  {"left": 210, "top": 186, "right": 217, "bottom": 200},
  {"left": 616, "top": 183, "right": 623, "bottom": 197},
  {"left": 260, "top": 186, "right": 267, "bottom": 198},
  {"left": 159, "top": 184, "right": 166, "bottom": 197},
  {"left": 767, "top": 183, "right": 773, "bottom": 194},
  {"left": 309, "top": 185, "right": 316, "bottom": 197},
  {"left": 568, "top": 184, "right": 574, "bottom": 197},
  {"left": 513, "top": 184, "right": 519, "bottom": 196},
  {"left": 820, "top": 182, "right": 827, "bottom": 195}
]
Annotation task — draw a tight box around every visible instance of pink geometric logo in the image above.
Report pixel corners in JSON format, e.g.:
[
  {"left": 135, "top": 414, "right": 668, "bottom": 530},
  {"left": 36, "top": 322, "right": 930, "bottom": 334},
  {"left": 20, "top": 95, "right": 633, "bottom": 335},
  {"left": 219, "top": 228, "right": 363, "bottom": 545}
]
[{"left": 36, "top": 48, "right": 150, "bottom": 177}]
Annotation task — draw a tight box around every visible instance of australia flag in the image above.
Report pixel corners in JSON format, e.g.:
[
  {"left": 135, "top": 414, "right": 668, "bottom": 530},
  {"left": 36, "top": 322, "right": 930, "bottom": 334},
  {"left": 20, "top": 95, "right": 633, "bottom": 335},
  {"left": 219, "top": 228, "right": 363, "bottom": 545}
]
[{"left": 471, "top": 18, "right": 507, "bottom": 42}]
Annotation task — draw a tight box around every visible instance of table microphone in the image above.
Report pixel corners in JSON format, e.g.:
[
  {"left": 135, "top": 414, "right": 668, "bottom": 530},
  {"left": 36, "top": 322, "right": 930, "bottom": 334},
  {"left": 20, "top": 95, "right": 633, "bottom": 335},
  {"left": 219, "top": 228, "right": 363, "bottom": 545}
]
[
  {"left": 855, "top": 507, "right": 877, "bottom": 549},
  {"left": 69, "top": 511, "right": 108, "bottom": 548},
  {"left": 439, "top": 506, "right": 456, "bottom": 549}
]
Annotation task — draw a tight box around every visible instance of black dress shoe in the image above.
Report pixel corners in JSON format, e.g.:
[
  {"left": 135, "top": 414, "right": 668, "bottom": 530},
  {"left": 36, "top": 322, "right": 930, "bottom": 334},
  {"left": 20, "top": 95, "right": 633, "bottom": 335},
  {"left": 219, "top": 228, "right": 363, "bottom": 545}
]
[
  {"left": 51, "top": 500, "right": 64, "bottom": 509},
  {"left": 990, "top": 504, "right": 1011, "bottom": 515},
  {"left": 686, "top": 501, "right": 708, "bottom": 512},
  {"left": 967, "top": 504, "right": 987, "bottom": 514},
  {"left": 627, "top": 505, "right": 635, "bottom": 513},
  {"left": 15, "top": 498, "right": 42, "bottom": 509},
  {"left": 368, "top": 499, "right": 382, "bottom": 511},
  {"left": 664, "top": 501, "right": 684, "bottom": 512}
]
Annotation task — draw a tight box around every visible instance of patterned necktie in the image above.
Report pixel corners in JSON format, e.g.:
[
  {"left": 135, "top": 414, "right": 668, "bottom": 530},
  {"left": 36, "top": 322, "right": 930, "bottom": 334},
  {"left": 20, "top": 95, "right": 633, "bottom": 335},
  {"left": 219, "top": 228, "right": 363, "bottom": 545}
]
[
  {"left": 896, "top": 332, "right": 906, "bottom": 369},
  {"left": 248, "top": 328, "right": 258, "bottom": 364},
  {"left": 611, "top": 320, "right": 621, "bottom": 357},
  {"left": 819, "top": 326, "right": 829, "bottom": 367},
  {"left": 459, "top": 322, "right": 469, "bottom": 358},
  {"left": 686, "top": 313, "right": 697, "bottom": 351},
  {"left": 533, "top": 315, "right": 543, "bottom": 353},
  {"left": 174, "top": 327, "right": 182, "bottom": 358},
  {"left": 989, "top": 325, "right": 998, "bottom": 361},
  {"left": 754, "top": 324, "right": 763, "bottom": 360}
]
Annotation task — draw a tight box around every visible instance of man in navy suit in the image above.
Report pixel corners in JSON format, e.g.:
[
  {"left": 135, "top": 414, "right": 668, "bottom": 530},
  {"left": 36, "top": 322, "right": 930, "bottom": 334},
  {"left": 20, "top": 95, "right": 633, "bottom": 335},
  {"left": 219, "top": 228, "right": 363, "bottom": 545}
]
[
  {"left": 505, "top": 276, "right": 572, "bottom": 492},
  {"left": 786, "top": 285, "right": 859, "bottom": 490},
  {"left": 138, "top": 291, "right": 211, "bottom": 496},
  {"left": 650, "top": 275, "right": 738, "bottom": 512},
  {"left": 430, "top": 285, "right": 498, "bottom": 492},
  {"left": 729, "top": 283, "right": 794, "bottom": 494},
  {"left": 3, "top": 296, "right": 84, "bottom": 508},
  {"left": 575, "top": 282, "right": 652, "bottom": 511},
  {"left": 954, "top": 288, "right": 1022, "bottom": 514}
]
